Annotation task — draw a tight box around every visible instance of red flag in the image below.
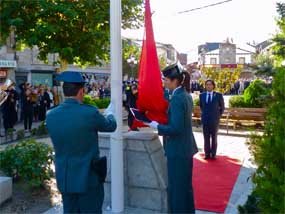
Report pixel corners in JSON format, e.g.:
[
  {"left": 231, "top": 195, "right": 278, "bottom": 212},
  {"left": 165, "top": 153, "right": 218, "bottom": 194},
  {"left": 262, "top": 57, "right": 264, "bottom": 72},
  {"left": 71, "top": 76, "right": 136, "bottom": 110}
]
[{"left": 134, "top": 0, "right": 168, "bottom": 127}]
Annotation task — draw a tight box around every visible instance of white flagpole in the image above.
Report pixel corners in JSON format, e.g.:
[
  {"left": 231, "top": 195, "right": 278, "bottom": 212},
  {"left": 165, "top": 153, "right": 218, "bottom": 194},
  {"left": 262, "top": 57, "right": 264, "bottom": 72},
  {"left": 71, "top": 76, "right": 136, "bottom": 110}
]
[{"left": 110, "top": 0, "right": 124, "bottom": 213}]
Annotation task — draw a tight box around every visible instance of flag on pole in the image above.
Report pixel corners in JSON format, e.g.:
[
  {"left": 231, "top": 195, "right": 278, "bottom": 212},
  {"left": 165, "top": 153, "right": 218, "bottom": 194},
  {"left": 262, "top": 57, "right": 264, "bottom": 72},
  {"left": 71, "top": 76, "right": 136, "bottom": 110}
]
[{"left": 133, "top": 0, "right": 168, "bottom": 128}]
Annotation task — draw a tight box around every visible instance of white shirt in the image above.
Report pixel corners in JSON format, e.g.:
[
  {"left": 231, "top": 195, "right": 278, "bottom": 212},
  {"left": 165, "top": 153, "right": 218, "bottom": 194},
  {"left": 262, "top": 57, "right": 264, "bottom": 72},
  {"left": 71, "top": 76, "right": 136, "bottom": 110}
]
[{"left": 206, "top": 91, "right": 213, "bottom": 103}]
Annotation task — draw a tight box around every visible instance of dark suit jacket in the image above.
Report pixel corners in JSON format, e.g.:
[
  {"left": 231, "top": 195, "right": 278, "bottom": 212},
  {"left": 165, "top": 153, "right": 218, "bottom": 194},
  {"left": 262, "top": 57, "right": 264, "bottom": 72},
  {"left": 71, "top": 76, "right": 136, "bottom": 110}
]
[
  {"left": 157, "top": 87, "right": 196, "bottom": 158},
  {"left": 199, "top": 91, "right": 225, "bottom": 125},
  {"left": 46, "top": 98, "right": 117, "bottom": 193}
]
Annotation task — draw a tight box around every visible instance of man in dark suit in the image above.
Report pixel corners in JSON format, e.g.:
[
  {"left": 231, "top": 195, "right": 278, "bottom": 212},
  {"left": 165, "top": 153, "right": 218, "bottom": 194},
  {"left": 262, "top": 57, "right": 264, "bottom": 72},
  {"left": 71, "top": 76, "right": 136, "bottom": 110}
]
[
  {"left": 46, "top": 71, "right": 117, "bottom": 213},
  {"left": 199, "top": 80, "right": 225, "bottom": 159}
]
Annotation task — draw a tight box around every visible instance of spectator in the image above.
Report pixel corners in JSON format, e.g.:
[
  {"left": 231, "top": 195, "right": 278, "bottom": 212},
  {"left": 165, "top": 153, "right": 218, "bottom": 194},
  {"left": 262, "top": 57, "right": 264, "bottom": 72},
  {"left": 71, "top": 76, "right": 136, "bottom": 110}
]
[
  {"left": 23, "top": 88, "right": 34, "bottom": 132},
  {"left": 2, "top": 84, "right": 19, "bottom": 133},
  {"left": 38, "top": 87, "right": 49, "bottom": 121}
]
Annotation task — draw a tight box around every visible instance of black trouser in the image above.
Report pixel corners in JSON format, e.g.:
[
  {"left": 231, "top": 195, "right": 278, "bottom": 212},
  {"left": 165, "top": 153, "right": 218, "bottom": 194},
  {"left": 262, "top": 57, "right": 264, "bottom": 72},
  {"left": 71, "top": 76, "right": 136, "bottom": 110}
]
[
  {"left": 203, "top": 123, "right": 219, "bottom": 157},
  {"left": 127, "top": 109, "right": 135, "bottom": 129},
  {"left": 62, "top": 183, "right": 104, "bottom": 214},
  {"left": 167, "top": 157, "right": 195, "bottom": 214},
  {"left": 24, "top": 111, "right": 33, "bottom": 130},
  {"left": 3, "top": 117, "right": 13, "bottom": 131},
  {"left": 38, "top": 106, "right": 46, "bottom": 121}
]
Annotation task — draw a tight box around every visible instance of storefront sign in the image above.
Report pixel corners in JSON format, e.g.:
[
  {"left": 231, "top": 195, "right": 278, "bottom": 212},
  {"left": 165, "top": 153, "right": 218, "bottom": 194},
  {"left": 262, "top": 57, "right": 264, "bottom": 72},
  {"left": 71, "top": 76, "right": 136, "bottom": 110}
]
[
  {"left": 221, "top": 64, "right": 237, "bottom": 69},
  {"left": 0, "top": 69, "right": 7, "bottom": 78},
  {"left": 0, "top": 60, "right": 17, "bottom": 68}
]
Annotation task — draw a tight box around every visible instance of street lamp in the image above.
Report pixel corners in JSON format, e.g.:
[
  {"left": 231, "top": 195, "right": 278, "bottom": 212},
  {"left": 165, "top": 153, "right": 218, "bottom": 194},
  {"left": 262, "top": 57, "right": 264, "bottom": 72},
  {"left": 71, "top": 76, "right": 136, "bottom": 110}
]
[{"left": 127, "top": 56, "right": 138, "bottom": 79}]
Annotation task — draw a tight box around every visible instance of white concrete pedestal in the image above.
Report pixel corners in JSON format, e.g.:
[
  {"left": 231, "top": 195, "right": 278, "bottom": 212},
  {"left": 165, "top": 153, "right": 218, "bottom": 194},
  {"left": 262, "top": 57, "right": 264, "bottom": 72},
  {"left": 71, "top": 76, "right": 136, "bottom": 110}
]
[
  {"left": 99, "top": 131, "right": 168, "bottom": 212},
  {"left": 0, "top": 176, "right": 12, "bottom": 205}
]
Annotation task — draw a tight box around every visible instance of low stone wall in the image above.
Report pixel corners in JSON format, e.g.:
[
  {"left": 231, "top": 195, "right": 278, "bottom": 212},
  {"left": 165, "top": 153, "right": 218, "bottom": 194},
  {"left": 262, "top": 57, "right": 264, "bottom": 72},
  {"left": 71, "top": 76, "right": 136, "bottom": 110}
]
[
  {"left": 0, "top": 176, "right": 12, "bottom": 205},
  {"left": 99, "top": 131, "right": 168, "bottom": 212}
]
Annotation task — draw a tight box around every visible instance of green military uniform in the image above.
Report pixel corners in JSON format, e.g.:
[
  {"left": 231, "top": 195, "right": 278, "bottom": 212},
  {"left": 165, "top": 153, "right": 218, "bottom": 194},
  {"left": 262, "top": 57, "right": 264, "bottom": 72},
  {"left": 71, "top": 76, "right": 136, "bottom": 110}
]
[
  {"left": 46, "top": 72, "right": 116, "bottom": 213},
  {"left": 158, "top": 87, "right": 195, "bottom": 213},
  {"left": 157, "top": 63, "right": 196, "bottom": 213}
]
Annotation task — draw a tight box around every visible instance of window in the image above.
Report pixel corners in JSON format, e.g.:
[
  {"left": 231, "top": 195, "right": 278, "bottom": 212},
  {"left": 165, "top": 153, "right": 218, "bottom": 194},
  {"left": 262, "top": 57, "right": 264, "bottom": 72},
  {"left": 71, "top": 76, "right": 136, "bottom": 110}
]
[
  {"left": 210, "top": 58, "right": 217, "bottom": 64},
  {"left": 239, "top": 57, "right": 245, "bottom": 64}
]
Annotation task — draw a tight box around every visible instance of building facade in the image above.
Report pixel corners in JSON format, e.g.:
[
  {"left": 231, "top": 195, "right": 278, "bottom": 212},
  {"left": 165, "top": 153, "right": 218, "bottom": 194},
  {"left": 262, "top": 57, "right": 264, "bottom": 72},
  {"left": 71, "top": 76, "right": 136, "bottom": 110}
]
[
  {"left": 0, "top": 44, "right": 111, "bottom": 87},
  {"left": 198, "top": 41, "right": 255, "bottom": 70}
]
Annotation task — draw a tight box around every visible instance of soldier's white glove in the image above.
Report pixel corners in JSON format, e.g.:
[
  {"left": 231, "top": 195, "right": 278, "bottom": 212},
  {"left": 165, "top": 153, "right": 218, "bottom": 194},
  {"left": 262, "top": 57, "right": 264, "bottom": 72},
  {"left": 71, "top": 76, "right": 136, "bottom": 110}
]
[
  {"left": 104, "top": 102, "right": 115, "bottom": 116},
  {"left": 148, "top": 121, "right": 159, "bottom": 129}
]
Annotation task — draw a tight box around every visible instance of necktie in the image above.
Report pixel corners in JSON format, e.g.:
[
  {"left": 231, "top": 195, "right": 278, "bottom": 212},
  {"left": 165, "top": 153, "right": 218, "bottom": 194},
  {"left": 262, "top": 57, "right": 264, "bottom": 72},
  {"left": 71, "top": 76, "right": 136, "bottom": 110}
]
[{"left": 207, "top": 93, "right": 211, "bottom": 104}]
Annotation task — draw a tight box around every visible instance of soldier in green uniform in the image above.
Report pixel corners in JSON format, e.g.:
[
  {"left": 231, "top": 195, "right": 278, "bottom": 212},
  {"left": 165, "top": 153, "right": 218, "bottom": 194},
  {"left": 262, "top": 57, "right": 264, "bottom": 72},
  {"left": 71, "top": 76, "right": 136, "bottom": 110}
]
[
  {"left": 46, "top": 71, "right": 117, "bottom": 213},
  {"left": 146, "top": 63, "right": 196, "bottom": 213}
]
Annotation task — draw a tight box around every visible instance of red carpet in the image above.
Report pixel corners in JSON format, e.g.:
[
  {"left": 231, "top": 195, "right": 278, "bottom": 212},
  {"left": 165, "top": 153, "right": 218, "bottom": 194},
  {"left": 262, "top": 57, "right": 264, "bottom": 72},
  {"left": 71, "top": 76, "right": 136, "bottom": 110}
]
[{"left": 193, "top": 153, "right": 242, "bottom": 213}]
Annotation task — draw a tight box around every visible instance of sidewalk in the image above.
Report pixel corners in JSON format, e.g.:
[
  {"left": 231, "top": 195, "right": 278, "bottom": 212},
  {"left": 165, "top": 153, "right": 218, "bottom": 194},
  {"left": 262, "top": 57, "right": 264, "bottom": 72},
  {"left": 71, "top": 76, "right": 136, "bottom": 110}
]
[
  {"left": 0, "top": 121, "right": 42, "bottom": 145},
  {"left": 43, "top": 130, "right": 256, "bottom": 214}
]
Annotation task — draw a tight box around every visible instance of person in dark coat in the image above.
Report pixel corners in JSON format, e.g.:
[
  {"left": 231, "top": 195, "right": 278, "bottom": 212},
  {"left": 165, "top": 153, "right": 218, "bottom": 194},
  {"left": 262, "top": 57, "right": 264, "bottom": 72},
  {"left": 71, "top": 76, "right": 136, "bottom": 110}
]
[
  {"left": 38, "top": 88, "right": 50, "bottom": 121},
  {"left": 23, "top": 88, "right": 34, "bottom": 131},
  {"left": 199, "top": 79, "right": 225, "bottom": 159},
  {"left": 2, "top": 84, "right": 19, "bottom": 132},
  {"left": 46, "top": 71, "right": 117, "bottom": 213},
  {"left": 145, "top": 63, "right": 197, "bottom": 213},
  {"left": 127, "top": 84, "right": 139, "bottom": 131}
]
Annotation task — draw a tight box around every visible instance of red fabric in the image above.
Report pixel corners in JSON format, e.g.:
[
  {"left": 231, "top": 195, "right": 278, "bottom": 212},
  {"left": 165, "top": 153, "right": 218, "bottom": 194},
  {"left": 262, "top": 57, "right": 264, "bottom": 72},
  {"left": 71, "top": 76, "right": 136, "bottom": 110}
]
[
  {"left": 134, "top": 0, "right": 168, "bottom": 127},
  {"left": 193, "top": 153, "right": 242, "bottom": 213}
]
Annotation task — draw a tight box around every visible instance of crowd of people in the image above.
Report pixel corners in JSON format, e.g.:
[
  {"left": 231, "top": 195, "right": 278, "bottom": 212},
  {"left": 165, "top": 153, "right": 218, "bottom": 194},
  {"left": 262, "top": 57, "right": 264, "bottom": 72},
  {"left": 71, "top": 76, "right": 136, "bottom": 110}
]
[
  {"left": 0, "top": 73, "right": 113, "bottom": 135},
  {"left": 1, "top": 74, "right": 271, "bottom": 136},
  {"left": 82, "top": 73, "right": 111, "bottom": 99},
  {"left": 1, "top": 83, "right": 61, "bottom": 134}
]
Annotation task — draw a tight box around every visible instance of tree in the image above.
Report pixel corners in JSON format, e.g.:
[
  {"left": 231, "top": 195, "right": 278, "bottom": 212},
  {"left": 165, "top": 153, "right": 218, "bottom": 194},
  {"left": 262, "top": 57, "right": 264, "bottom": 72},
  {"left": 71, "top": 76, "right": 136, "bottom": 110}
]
[
  {"left": 0, "top": 0, "right": 143, "bottom": 67},
  {"left": 158, "top": 56, "right": 167, "bottom": 70},
  {"left": 272, "top": 2, "right": 285, "bottom": 66},
  {"left": 122, "top": 39, "right": 140, "bottom": 78},
  {"left": 200, "top": 67, "right": 241, "bottom": 94},
  {"left": 252, "top": 53, "right": 275, "bottom": 77},
  {"left": 241, "top": 2, "right": 285, "bottom": 213}
]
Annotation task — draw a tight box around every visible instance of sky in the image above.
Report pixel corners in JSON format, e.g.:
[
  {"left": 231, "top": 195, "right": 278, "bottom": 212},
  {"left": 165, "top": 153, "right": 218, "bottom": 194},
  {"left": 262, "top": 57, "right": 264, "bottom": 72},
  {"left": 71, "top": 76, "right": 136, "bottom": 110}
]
[{"left": 122, "top": 0, "right": 280, "bottom": 62}]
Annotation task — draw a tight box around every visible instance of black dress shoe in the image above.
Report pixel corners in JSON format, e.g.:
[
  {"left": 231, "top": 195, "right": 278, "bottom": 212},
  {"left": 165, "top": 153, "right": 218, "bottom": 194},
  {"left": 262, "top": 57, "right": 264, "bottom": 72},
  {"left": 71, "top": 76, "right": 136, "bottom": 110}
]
[
  {"left": 211, "top": 154, "right": 216, "bottom": 159},
  {"left": 204, "top": 155, "right": 210, "bottom": 160}
]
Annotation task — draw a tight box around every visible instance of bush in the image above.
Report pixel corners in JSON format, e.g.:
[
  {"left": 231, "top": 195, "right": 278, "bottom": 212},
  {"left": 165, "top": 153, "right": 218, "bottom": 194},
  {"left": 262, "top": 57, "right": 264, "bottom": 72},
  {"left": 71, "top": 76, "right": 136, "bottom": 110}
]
[
  {"left": 36, "top": 121, "right": 48, "bottom": 136},
  {"left": 0, "top": 139, "right": 54, "bottom": 188},
  {"left": 6, "top": 128, "right": 14, "bottom": 140},
  {"left": 83, "top": 95, "right": 110, "bottom": 109},
  {"left": 229, "top": 95, "right": 249, "bottom": 108},
  {"left": 31, "top": 128, "right": 37, "bottom": 136},
  {"left": 246, "top": 68, "right": 285, "bottom": 212},
  {"left": 243, "top": 79, "right": 270, "bottom": 107},
  {"left": 16, "top": 129, "right": 25, "bottom": 140},
  {"left": 238, "top": 193, "right": 261, "bottom": 214}
]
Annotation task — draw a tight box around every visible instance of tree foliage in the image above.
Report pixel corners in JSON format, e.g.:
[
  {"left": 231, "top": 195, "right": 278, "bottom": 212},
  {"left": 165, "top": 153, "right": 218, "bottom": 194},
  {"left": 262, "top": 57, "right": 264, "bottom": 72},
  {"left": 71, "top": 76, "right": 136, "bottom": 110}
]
[
  {"left": 272, "top": 2, "right": 285, "bottom": 66},
  {"left": 252, "top": 53, "right": 275, "bottom": 77},
  {"left": 122, "top": 39, "right": 140, "bottom": 78},
  {"left": 243, "top": 79, "right": 270, "bottom": 108},
  {"left": 122, "top": 39, "right": 169, "bottom": 78},
  {"left": 0, "top": 0, "right": 143, "bottom": 67},
  {"left": 243, "top": 2, "right": 285, "bottom": 213},
  {"left": 201, "top": 67, "right": 241, "bottom": 94}
]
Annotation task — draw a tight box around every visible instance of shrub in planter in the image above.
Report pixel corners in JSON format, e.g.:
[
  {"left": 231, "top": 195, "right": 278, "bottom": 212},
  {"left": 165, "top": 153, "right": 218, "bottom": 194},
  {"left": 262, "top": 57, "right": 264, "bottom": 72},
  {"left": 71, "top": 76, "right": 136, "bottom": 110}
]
[
  {"left": 83, "top": 95, "right": 97, "bottom": 107},
  {"left": 229, "top": 95, "right": 249, "bottom": 108},
  {"left": 83, "top": 95, "right": 110, "bottom": 109},
  {"left": 0, "top": 139, "right": 53, "bottom": 188},
  {"left": 243, "top": 79, "right": 270, "bottom": 107},
  {"left": 95, "top": 98, "right": 110, "bottom": 109}
]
